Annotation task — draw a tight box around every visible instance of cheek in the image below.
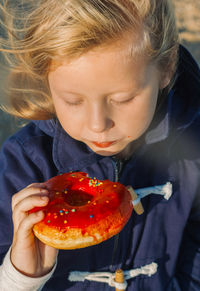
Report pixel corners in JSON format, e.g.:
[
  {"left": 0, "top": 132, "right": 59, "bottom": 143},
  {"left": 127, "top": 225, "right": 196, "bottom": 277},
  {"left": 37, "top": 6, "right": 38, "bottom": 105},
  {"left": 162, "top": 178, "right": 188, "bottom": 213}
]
[
  {"left": 59, "top": 115, "right": 83, "bottom": 139},
  {"left": 120, "top": 93, "right": 158, "bottom": 135},
  {"left": 53, "top": 102, "right": 84, "bottom": 136}
]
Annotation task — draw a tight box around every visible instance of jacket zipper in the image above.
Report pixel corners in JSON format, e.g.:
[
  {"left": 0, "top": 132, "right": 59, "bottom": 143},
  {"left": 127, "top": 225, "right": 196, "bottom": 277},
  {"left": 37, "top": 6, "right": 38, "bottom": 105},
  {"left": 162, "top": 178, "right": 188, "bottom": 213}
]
[
  {"left": 109, "top": 157, "right": 123, "bottom": 272},
  {"left": 112, "top": 157, "right": 123, "bottom": 182}
]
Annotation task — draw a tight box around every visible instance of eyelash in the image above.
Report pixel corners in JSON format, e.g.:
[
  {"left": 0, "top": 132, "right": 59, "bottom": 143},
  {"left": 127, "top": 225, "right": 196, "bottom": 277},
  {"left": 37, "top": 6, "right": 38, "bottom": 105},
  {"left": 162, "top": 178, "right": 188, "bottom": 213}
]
[
  {"left": 111, "top": 97, "right": 135, "bottom": 106},
  {"left": 65, "top": 101, "right": 83, "bottom": 106}
]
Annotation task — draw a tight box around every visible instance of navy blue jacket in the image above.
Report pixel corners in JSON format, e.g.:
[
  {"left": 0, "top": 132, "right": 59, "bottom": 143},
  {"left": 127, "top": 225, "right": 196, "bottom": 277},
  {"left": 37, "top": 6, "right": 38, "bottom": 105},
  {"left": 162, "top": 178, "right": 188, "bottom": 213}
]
[{"left": 0, "top": 46, "right": 200, "bottom": 290}]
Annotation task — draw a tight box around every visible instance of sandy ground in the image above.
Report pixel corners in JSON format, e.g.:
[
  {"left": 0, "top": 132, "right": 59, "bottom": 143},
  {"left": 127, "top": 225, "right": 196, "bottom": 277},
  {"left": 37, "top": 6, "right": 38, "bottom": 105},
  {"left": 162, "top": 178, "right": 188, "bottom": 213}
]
[
  {"left": 174, "top": 0, "right": 200, "bottom": 64},
  {"left": 0, "top": 1, "right": 200, "bottom": 147}
]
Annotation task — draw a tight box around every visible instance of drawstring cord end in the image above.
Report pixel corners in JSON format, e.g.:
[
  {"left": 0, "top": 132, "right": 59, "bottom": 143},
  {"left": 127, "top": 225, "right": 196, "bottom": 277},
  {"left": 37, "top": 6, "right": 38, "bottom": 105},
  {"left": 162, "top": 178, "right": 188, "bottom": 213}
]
[
  {"left": 126, "top": 186, "right": 144, "bottom": 215},
  {"left": 115, "top": 269, "right": 127, "bottom": 291}
]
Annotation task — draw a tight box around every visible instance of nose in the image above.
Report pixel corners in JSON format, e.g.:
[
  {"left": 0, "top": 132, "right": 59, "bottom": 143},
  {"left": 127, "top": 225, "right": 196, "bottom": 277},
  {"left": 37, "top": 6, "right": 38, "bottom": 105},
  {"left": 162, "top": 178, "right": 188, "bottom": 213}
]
[{"left": 87, "top": 101, "right": 114, "bottom": 133}]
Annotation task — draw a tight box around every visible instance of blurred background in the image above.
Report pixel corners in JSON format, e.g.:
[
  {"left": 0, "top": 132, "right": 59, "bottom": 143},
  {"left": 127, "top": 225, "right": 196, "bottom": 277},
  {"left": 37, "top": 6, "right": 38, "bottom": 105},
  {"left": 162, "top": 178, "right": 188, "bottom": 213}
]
[{"left": 0, "top": 0, "right": 200, "bottom": 148}]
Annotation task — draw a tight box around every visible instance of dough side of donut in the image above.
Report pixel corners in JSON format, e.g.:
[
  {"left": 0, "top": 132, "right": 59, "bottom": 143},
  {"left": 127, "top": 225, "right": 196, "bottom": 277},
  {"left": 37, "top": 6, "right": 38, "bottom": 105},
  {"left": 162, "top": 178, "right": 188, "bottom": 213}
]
[
  {"left": 33, "top": 225, "right": 95, "bottom": 249},
  {"left": 33, "top": 210, "right": 128, "bottom": 249}
]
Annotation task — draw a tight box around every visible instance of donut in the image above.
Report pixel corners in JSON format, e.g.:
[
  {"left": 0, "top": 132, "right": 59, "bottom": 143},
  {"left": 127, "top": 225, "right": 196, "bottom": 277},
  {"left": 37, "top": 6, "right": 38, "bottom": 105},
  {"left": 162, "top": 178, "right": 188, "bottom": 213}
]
[{"left": 31, "top": 172, "right": 133, "bottom": 249}]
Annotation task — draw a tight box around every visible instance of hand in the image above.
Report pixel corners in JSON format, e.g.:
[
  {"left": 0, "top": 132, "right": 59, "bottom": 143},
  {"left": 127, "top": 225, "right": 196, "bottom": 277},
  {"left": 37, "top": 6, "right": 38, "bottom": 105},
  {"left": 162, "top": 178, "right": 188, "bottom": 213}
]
[{"left": 11, "top": 183, "right": 58, "bottom": 277}]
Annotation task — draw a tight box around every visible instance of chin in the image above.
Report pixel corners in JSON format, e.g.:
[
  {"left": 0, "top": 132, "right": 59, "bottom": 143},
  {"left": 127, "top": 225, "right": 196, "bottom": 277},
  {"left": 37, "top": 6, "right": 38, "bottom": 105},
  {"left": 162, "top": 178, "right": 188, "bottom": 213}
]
[
  {"left": 86, "top": 140, "right": 132, "bottom": 158},
  {"left": 95, "top": 150, "right": 121, "bottom": 156}
]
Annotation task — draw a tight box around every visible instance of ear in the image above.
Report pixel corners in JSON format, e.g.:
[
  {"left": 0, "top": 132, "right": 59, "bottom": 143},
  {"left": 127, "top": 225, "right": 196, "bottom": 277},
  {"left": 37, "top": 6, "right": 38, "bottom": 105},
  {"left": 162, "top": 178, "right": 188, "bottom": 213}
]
[
  {"left": 159, "top": 74, "right": 171, "bottom": 90},
  {"left": 159, "top": 55, "right": 178, "bottom": 90}
]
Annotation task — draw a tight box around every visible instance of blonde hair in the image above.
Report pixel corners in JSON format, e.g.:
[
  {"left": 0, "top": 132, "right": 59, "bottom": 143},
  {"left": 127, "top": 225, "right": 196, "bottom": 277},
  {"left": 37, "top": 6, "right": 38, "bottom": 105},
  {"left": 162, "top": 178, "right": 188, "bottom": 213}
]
[{"left": 0, "top": 0, "right": 179, "bottom": 120}]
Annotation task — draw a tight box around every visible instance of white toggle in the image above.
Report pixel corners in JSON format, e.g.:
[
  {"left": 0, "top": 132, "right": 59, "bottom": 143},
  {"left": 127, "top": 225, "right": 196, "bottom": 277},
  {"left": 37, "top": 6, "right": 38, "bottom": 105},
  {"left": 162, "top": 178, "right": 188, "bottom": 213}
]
[
  {"left": 133, "top": 182, "right": 172, "bottom": 206},
  {"left": 68, "top": 262, "right": 158, "bottom": 289}
]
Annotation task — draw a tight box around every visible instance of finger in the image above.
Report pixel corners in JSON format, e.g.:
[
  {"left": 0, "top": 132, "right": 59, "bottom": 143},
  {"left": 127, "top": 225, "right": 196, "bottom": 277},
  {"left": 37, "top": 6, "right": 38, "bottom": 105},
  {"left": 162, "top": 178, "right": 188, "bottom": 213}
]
[
  {"left": 13, "top": 194, "right": 49, "bottom": 216},
  {"left": 12, "top": 184, "right": 48, "bottom": 210},
  {"left": 26, "top": 182, "right": 48, "bottom": 190},
  {"left": 13, "top": 210, "right": 45, "bottom": 246},
  {"left": 38, "top": 242, "right": 59, "bottom": 267},
  {"left": 12, "top": 195, "right": 49, "bottom": 231}
]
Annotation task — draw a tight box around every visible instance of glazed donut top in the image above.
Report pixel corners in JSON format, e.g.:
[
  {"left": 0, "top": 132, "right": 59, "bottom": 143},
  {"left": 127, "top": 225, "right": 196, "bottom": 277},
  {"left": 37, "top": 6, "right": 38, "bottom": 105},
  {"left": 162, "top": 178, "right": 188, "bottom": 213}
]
[{"left": 35, "top": 172, "right": 133, "bottom": 231}]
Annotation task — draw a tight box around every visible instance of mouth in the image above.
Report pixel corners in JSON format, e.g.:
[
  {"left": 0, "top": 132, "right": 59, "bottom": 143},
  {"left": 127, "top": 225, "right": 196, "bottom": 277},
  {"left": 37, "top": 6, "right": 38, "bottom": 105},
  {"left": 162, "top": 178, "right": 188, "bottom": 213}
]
[{"left": 91, "top": 141, "right": 116, "bottom": 148}]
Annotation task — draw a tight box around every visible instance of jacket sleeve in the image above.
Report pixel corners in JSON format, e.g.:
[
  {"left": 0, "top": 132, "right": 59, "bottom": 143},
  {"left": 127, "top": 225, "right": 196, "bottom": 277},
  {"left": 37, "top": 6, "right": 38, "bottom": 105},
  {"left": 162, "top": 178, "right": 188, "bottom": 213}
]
[
  {"left": 168, "top": 191, "right": 200, "bottom": 290},
  {"left": 0, "top": 247, "right": 57, "bottom": 291},
  {"left": 0, "top": 135, "right": 45, "bottom": 264}
]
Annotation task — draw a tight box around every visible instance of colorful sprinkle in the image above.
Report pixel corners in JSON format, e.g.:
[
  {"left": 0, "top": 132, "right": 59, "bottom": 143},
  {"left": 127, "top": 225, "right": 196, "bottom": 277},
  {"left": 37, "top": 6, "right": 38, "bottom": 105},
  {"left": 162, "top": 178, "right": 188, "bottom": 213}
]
[
  {"left": 71, "top": 209, "right": 76, "bottom": 212},
  {"left": 89, "top": 179, "right": 103, "bottom": 187},
  {"left": 56, "top": 191, "right": 60, "bottom": 194},
  {"left": 93, "top": 202, "right": 97, "bottom": 205},
  {"left": 64, "top": 220, "right": 67, "bottom": 224},
  {"left": 106, "top": 200, "right": 110, "bottom": 203},
  {"left": 60, "top": 210, "right": 63, "bottom": 213},
  {"left": 47, "top": 220, "right": 51, "bottom": 223},
  {"left": 90, "top": 215, "right": 94, "bottom": 218},
  {"left": 79, "top": 178, "right": 84, "bottom": 182},
  {"left": 65, "top": 211, "right": 69, "bottom": 214},
  {"left": 113, "top": 185, "right": 117, "bottom": 188},
  {"left": 64, "top": 191, "right": 68, "bottom": 194}
]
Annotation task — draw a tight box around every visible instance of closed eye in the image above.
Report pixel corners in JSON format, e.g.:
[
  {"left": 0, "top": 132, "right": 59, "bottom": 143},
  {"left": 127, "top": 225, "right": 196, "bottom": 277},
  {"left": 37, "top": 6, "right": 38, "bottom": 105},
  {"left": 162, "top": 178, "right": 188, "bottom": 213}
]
[
  {"left": 65, "top": 100, "right": 83, "bottom": 106},
  {"left": 111, "top": 97, "right": 135, "bottom": 105}
]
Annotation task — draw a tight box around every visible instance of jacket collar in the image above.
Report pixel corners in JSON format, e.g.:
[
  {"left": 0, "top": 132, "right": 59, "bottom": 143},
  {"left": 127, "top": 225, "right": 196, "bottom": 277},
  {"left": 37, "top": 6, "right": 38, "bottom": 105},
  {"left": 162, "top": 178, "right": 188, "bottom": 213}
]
[
  {"left": 37, "top": 105, "right": 171, "bottom": 173},
  {"left": 52, "top": 119, "right": 102, "bottom": 172}
]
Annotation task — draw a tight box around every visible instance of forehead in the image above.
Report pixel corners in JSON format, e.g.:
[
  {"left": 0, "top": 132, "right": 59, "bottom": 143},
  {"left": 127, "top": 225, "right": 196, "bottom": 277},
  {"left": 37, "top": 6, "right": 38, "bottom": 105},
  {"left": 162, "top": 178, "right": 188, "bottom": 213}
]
[
  {"left": 49, "top": 30, "right": 149, "bottom": 71},
  {"left": 48, "top": 33, "right": 158, "bottom": 95}
]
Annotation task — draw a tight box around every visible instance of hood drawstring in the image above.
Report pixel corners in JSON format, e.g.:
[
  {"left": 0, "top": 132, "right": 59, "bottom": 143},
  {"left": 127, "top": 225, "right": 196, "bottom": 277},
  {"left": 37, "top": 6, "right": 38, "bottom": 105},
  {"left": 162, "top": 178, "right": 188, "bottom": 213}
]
[
  {"left": 134, "top": 182, "right": 172, "bottom": 201},
  {"left": 68, "top": 262, "right": 158, "bottom": 290}
]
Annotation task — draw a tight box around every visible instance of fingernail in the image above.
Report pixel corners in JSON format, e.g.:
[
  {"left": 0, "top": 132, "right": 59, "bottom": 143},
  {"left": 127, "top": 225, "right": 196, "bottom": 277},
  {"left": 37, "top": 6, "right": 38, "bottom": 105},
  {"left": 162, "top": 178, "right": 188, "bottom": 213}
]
[
  {"left": 41, "top": 195, "right": 49, "bottom": 201},
  {"left": 41, "top": 189, "right": 48, "bottom": 194}
]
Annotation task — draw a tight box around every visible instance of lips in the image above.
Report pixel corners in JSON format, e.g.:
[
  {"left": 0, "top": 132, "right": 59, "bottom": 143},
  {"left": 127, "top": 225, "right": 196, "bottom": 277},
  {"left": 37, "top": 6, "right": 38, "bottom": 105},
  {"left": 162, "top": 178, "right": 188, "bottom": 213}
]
[{"left": 92, "top": 141, "right": 116, "bottom": 148}]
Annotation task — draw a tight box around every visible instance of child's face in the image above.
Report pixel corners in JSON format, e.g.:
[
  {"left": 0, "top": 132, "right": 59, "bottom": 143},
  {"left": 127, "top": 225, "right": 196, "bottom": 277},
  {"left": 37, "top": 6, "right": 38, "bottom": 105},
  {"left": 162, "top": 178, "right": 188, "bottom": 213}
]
[{"left": 48, "top": 37, "right": 168, "bottom": 158}]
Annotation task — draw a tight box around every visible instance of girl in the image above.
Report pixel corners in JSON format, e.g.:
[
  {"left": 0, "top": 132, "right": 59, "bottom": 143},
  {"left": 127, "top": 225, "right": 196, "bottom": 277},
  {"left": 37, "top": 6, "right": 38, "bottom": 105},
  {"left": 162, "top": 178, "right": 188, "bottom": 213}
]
[{"left": 0, "top": 0, "right": 200, "bottom": 290}]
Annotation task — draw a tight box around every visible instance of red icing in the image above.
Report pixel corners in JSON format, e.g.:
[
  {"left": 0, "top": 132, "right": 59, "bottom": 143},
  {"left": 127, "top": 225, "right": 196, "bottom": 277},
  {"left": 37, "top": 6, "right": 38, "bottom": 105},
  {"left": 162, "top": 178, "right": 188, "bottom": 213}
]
[{"left": 31, "top": 172, "right": 133, "bottom": 232}]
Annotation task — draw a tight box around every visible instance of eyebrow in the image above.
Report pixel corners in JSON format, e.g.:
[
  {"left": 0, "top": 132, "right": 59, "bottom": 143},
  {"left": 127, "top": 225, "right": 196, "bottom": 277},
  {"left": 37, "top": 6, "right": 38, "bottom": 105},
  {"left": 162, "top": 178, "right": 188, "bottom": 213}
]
[{"left": 59, "top": 87, "right": 139, "bottom": 97}]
